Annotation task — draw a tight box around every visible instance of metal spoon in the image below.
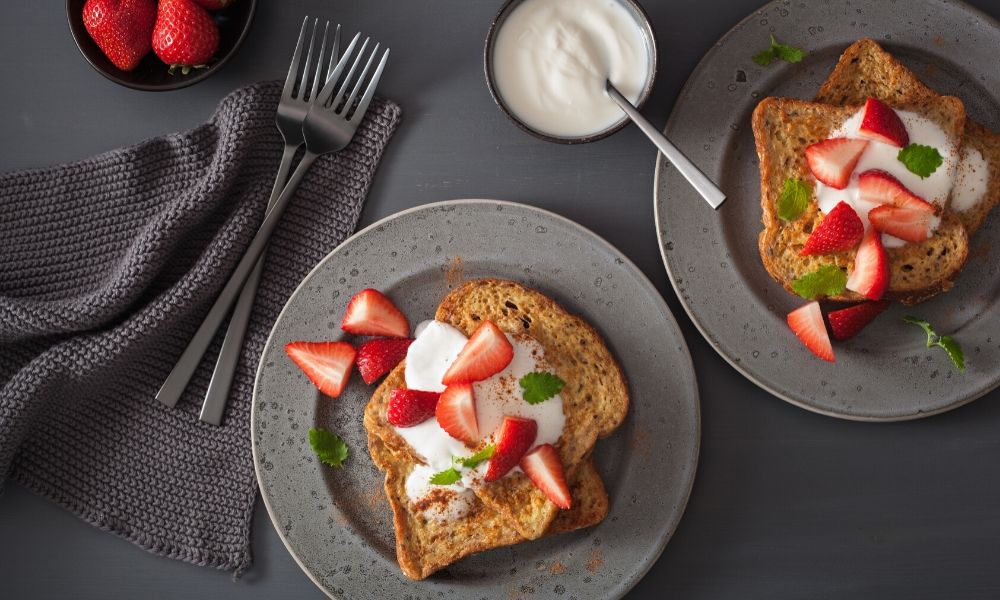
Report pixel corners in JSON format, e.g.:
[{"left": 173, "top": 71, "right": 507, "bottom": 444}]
[{"left": 606, "top": 80, "right": 726, "bottom": 209}]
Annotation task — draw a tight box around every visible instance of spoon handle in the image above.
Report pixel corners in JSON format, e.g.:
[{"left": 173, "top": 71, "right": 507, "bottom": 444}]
[{"left": 607, "top": 82, "right": 726, "bottom": 209}]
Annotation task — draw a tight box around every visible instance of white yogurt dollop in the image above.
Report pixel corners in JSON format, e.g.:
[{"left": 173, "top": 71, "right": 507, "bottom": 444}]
[
  {"left": 491, "top": 0, "right": 650, "bottom": 138},
  {"left": 814, "top": 108, "right": 958, "bottom": 248},
  {"left": 952, "top": 147, "right": 989, "bottom": 213}
]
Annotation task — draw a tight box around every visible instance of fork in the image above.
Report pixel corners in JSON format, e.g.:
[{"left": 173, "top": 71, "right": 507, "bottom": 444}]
[
  {"left": 198, "top": 17, "right": 341, "bottom": 425},
  {"left": 156, "top": 30, "right": 390, "bottom": 410}
]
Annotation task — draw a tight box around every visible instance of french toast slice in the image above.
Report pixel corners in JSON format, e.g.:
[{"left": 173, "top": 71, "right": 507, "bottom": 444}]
[
  {"left": 752, "top": 97, "right": 969, "bottom": 305},
  {"left": 816, "top": 38, "right": 1000, "bottom": 234},
  {"left": 367, "top": 400, "right": 609, "bottom": 580},
  {"left": 363, "top": 278, "right": 627, "bottom": 555},
  {"left": 432, "top": 279, "right": 628, "bottom": 539}
]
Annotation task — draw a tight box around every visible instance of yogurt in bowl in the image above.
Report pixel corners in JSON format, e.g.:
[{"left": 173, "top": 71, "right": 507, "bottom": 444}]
[{"left": 485, "top": 0, "right": 657, "bottom": 143}]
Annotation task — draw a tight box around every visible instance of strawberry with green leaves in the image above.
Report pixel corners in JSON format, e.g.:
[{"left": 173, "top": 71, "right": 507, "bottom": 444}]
[{"left": 152, "top": 0, "right": 220, "bottom": 74}]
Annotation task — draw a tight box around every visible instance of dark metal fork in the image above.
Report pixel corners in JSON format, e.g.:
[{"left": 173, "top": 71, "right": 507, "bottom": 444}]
[
  {"left": 198, "top": 17, "right": 341, "bottom": 425},
  {"left": 157, "top": 28, "right": 389, "bottom": 412}
]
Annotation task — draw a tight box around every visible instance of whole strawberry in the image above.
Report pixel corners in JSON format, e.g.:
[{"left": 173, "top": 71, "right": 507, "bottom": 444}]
[
  {"left": 193, "top": 0, "right": 235, "bottom": 9},
  {"left": 152, "top": 0, "right": 220, "bottom": 74},
  {"left": 82, "top": 0, "right": 156, "bottom": 72}
]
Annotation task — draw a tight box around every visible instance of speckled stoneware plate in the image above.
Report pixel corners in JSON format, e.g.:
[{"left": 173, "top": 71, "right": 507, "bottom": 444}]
[
  {"left": 253, "top": 200, "right": 699, "bottom": 599},
  {"left": 655, "top": 0, "right": 1000, "bottom": 421}
]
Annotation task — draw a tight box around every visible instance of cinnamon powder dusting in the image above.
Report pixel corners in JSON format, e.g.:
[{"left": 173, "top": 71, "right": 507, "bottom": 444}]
[
  {"left": 412, "top": 487, "right": 457, "bottom": 514},
  {"left": 585, "top": 548, "right": 604, "bottom": 573},
  {"left": 444, "top": 256, "right": 465, "bottom": 287}
]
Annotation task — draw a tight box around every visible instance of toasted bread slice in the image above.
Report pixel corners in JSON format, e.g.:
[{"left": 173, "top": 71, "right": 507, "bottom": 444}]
[
  {"left": 816, "top": 38, "right": 1000, "bottom": 234},
  {"left": 433, "top": 279, "right": 627, "bottom": 538},
  {"left": 370, "top": 431, "right": 609, "bottom": 580},
  {"left": 364, "top": 278, "right": 627, "bottom": 549},
  {"left": 752, "top": 97, "right": 969, "bottom": 304}
]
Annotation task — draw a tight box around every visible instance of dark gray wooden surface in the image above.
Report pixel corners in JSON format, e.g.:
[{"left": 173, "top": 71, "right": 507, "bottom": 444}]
[{"left": 2, "top": 1, "right": 1000, "bottom": 598}]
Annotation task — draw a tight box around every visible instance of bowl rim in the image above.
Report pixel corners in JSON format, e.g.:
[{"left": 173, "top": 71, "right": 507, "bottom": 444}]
[
  {"left": 483, "top": 0, "right": 659, "bottom": 145},
  {"left": 65, "top": 0, "right": 257, "bottom": 92}
]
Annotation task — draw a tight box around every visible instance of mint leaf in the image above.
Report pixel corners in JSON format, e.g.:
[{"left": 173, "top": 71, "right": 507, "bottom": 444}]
[
  {"left": 937, "top": 336, "right": 965, "bottom": 372},
  {"left": 308, "top": 428, "right": 348, "bottom": 468},
  {"left": 429, "top": 467, "right": 462, "bottom": 485},
  {"left": 898, "top": 144, "right": 944, "bottom": 178},
  {"left": 791, "top": 265, "right": 847, "bottom": 300},
  {"left": 457, "top": 445, "right": 495, "bottom": 469},
  {"left": 777, "top": 178, "right": 812, "bottom": 221},
  {"left": 902, "top": 316, "right": 935, "bottom": 340},
  {"left": 753, "top": 48, "right": 776, "bottom": 67},
  {"left": 903, "top": 316, "right": 965, "bottom": 372},
  {"left": 753, "top": 35, "right": 807, "bottom": 67},
  {"left": 519, "top": 372, "right": 566, "bottom": 405}
]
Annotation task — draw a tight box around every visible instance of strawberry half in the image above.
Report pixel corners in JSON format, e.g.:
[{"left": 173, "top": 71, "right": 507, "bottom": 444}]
[
  {"left": 846, "top": 228, "right": 889, "bottom": 300},
  {"left": 520, "top": 444, "right": 571, "bottom": 510},
  {"left": 805, "top": 137, "right": 870, "bottom": 189},
  {"left": 828, "top": 300, "right": 891, "bottom": 341},
  {"left": 285, "top": 341, "right": 357, "bottom": 398},
  {"left": 868, "top": 205, "right": 933, "bottom": 243},
  {"left": 858, "top": 97, "right": 909, "bottom": 147},
  {"left": 436, "top": 383, "right": 480, "bottom": 444},
  {"left": 441, "top": 321, "right": 514, "bottom": 385},
  {"left": 800, "top": 201, "right": 864, "bottom": 256},
  {"left": 485, "top": 416, "right": 537, "bottom": 482},
  {"left": 857, "top": 170, "right": 936, "bottom": 213},
  {"left": 786, "top": 302, "right": 835, "bottom": 363},
  {"left": 386, "top": 389, "right": 440, "bottom": 427},
  {"left": 341, "top": 289, "right": 410, "bottom": 338},
  {"left": 356, "top": 338, "right": 413, "bottom": 384}
]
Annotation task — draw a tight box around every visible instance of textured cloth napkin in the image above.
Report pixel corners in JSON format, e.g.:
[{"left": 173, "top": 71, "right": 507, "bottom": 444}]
[{"left": 0, "top": 81, "right": 401, "bottom": 571}]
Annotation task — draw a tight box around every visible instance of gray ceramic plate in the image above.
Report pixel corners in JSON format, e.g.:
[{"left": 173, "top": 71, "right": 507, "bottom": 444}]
[
  {"left": 253, "top": 200, "right": 699, "bottom": 599},
  {"left": 655, "top": 0, "right": 1000, "bottom": 421}
]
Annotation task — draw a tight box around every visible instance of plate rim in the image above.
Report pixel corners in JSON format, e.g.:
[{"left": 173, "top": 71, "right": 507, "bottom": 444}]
[
  {"left": 654, "top": 0, "right": 1000, "bottom": 422},
  {"left": 252, "top": 198, "right": 702, "bottom": 599}
]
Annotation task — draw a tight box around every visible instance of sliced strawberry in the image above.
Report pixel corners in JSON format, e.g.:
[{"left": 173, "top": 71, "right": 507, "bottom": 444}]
[
  {"left": 386, "top": 389, "right": 440, "bottom": 427},
  {"left": 857, "top": 170, "right": 936, "bottom": 213},
  {"left": 805, "top": 137, "right": 870, "bottom": 189},
  {"left": 356, "top": 338, "right": 413, "bottom": 384},
  {"left": 520, "top": 444, "right": 571, "bottom": 510},
  {"left": 858, "top": 97, "right": 909, "bottom": 147},
  {"left": 484, "top": 416, "right": 537, "bottom": 482},
  {"left": 800, "top": 201, "right": 865, "bottom": 256},
  {"left": 786, "top": 302, "right": 835, "bottom": 363},
  {"left": 436, "top": 383, "right": 479, "bottom": 444},
  {"left": 340, "top": 289, "right": 410, "bottom": 338},
  {"left": 828, "top": 300, "right": 892, "bottom": 341},
  {"left": 846, "top": 228, "right": 889, "bottom": 300},
  {"left": 441, "top": 321, "right": 514, "bottom": 385},
  {"left": 868, "top": 205, "right": 933, "bottom": 243},
  {"left": 285, "top": 341, "right": 357, "bottom": 398}
]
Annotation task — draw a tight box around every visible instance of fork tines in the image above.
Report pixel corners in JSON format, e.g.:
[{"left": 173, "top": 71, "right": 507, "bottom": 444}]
[
  {"left": 284, "top": 17, "right": 343, "bottom": 104},
  {"left": 318, "top": 32, "right": 390, "bottom": 123}
]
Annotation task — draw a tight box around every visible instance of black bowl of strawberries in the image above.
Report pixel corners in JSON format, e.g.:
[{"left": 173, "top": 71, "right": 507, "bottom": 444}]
[{"left": 67, "top": 0, "right": 256, "bottom": 91}]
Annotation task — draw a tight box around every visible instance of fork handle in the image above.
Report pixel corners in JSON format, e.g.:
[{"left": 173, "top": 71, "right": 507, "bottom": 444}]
[
  {"left": 157, "top": 150, "right": 318, "bottom": 409},
  {"left": 198, "top": 143, "right": 299, "bottom": 425}
]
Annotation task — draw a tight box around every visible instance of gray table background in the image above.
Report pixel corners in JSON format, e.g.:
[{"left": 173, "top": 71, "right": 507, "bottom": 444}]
[{"left": 3, "top": 1, "right": 1000, "bottom": 598}]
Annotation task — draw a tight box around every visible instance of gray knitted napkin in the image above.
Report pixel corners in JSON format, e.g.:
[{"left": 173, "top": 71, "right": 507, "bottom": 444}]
[{"left": 0, "top": 81, "right": 401, "bottom": 571}]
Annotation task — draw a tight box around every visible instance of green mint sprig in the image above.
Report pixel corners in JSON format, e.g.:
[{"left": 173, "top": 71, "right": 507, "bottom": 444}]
[{"left": 903, "top": 316, "right": 965, "bottom": 372}]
